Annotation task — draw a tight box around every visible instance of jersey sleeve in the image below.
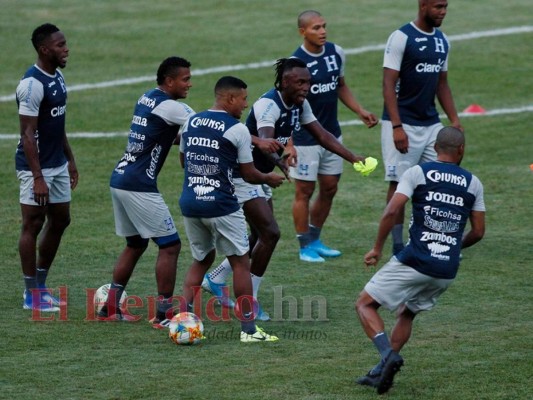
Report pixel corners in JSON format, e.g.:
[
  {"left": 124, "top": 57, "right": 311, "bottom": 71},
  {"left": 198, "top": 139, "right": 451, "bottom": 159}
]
[
  {"left": 334, "top": 44, "right": 346, "bottom": 77},
  {"left": 153, "top": 100, "right": 195, "bottom": 126},
  {"left": 16, "top": 77, "right": 44, "bottom": 117},
  {"left": 441, "top": 33, "right": 450, "bottom": 72},
  {"left": 300, "top": 100, "right": 317, "bottom": 125},
  {"left": 224, "top": 123, "right": 254, "bottom": 164},
  {"left": 383, "top": 30, "right": 408, "bottom": 71},
  {"left": 179, "top": 118, "right": 191, "bottom": 153},
  {"left": 253, "top": 98, "right": 281, "bottom": 129},
  {"left": 396, "top": 165, "right": 425, "bottom": 198},
  {"left": 468, "top": 175, "right": 486, "bottom": 212}
]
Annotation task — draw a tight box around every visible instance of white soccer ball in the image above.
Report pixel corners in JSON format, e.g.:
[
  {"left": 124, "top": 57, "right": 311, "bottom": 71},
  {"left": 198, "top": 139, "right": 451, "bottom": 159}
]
[
  {"left": 93, "top": 283, "right": 127, "bottom": 313},
  {"left": 168, "top": 312, "right": 205, "bottom": 345}
]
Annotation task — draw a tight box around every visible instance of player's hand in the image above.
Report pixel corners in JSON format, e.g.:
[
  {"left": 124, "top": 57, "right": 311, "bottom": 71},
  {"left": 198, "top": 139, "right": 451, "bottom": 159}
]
[
  {"left": 33, "top": 176, "right": 49, "bottom": 206},
  {"left": 282, "top": 144, "right": 297, "bottom": 167},
  {"left": 360, "top": 109, "right": 379, "bottom": 128},
  {"left": 266, "top": 172, "right": 285, "bottom": 188},
  {"left": 364, "top": 248, "right": 381, "bottom": 267},
  {"left": 393, "top": 127, "right": 409, "bottom": 154},
  {"left": 353, "top": 157, "right": 378, "bottom": 176},
  {"left": 68, "top": 162, "right": 79, "bottom": 190},
  {"left": 256, "top": 137, "right": 284, "bottom": 154}
]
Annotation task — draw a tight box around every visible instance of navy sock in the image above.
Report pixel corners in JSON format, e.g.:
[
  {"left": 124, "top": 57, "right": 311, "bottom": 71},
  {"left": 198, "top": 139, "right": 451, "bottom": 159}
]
[
  {"left": 24, "top": 276, "right": 37, "bottom": 292},
  {"left": 36, "top": 268, "right": 49, "bottom": 287},
  {"left": 297, "top": 232, "right": 312, "bottom": 249},
  {"left": 309, "top": 225, "right": 321, "bottom": 242},
  {"left": 108, "top": 282, "right": 125, "bottom": 313},
  {"left": 372, "top": 332, "right": 392, "bottom": 360},
  {"left": 157, "top": 294, "right": 173, "bottom": 320}
]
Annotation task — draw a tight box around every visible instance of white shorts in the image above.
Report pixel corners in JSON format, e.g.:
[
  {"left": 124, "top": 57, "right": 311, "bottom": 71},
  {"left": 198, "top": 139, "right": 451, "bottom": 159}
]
[
  {"left": 364, "top": 257, "right": 454, "bottom": 313},
  {"left": 17, "top": 162, "right": 71, "bottom": 205},
  {"left": 110, "top": 188, "right": 177, "bottom": 239},
  {"left": 183, "top": 209, "right": 249, "bottom": 261},
  {"left": 289, "top": 136, "right": 344, "bottom": 181},
  {"left": 233, "top": 178, "right": 272, "bottom": 204},
  {"left": 381, "top": 121, "right": 442, "bottom": 181}
]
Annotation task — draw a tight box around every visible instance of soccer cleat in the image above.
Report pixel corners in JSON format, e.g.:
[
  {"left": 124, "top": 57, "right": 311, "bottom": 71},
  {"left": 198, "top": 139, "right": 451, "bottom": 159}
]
[
  {"left": 355, "top": 371, "right": 380, "bottom": 388},
  {"left": 149, "top": 317, "right": 172, "bottom": 329},
  {"left": 240, "top": 326, "right": 279, "bottom": 343},
  {"left": 201, "top": 274, "right": 235, "bottom": 309},
  {"left": 307, "top": 240, "right": 342, "bottom": 258},
  {"left": 23, "top": 286, "right": 66, "bottom": 307},
  {"left": 96, "top": 306, "right": 136, "bottom": 322},
  {"left": 299, "top": 247, "right": 325, "bottom": 263},
  {"left": 23, "top": 291, "right": 60, "bottom": 312},
  {"left": 255, "top": 304, "right": 271, "bottom": 322},
  {"left": 376, "top": 351, "right": 404, "bottom": 395}
]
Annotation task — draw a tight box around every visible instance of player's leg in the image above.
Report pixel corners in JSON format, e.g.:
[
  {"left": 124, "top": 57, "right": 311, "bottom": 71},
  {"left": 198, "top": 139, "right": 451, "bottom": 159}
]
[
  {"left": 36, "top": 202, "right": 71, "bottom": 272},
  {"left": 390, "top": 304, "right": 416, "bottom": 352},
  {"left": 290, "top": 145, "right": 325, "bottom": 262},
  {"left": 307, "top": 173, "right": 342, "bottom": 257},
  {"left": 243, "top": 196, "right": 280, "bottom": 321},
  {"left": 182, "top": 250, "right": 216, "bottom": 311},
  {"left": 152, "top": 235, "right": 181, "bottom": 325},
  {"left": 19, "top": 204, "right": 49, "bottom": 310}
]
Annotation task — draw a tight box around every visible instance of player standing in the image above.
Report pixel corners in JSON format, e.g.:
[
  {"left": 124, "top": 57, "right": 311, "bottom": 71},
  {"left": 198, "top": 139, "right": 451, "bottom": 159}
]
[
  {"left": 290, "top": 10, "right": 378, "bottom": 262},
  {"left": 178, "top": 76, "right": 283, "bottom": 342},
  {"left": 355, "top": 127, "right": 485, "bottom": 394},
  {"left": 381, "top": 0, "right": 463, "bottom": 255},
  {"left": 98, "top": 57, "right": 194, "bottom": 325},
  {"left": 16, "top": 23, "right": 78, "bottom": 312}
]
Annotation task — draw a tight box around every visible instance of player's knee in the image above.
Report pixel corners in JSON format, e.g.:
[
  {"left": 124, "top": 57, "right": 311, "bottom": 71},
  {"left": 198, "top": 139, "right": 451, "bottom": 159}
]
[
  {"left": 126, "top": 235, "right": 149, "bottom": 249},
  {"left": 260, "top": 222, "right": 280, "bottom": 246},
  {"left": 153, "top": 234, "right": 181, "bottom": 250}
]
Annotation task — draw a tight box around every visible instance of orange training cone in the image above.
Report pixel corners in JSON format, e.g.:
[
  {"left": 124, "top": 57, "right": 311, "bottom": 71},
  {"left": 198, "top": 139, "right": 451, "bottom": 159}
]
[{"left": 463, "top": 104, "right": 486, "bottom": 114}]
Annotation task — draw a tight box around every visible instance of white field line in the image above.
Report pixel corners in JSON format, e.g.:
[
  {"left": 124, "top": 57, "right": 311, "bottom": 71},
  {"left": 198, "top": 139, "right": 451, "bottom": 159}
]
[
  {"left": 1, "top": 25, "right": 532, "bottom": 103},
  {"left": 1, "top": 26, "right": 531, "bottom": 139},
  {"left": 1, "top": 105, "right": 531, "bottom": 139}
]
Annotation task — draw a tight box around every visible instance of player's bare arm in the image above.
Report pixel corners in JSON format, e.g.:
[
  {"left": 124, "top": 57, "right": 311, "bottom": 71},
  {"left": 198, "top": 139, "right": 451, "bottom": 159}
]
[
  {"left": 305, "top": 120, "right": 365, "bottom": 164},
  {"left": 383, "top": 67, "right": 409, "bottom": 153},
  {"left": 338, "top": 77, "right": 378, "bottom": 128},
  {"left": 63, "top": 134, "right": 78, "bottom": 190},
  {"left": 239, "top": 162, "right": 284, "bottom": 188},
  {"left": 436, "top": 71, "right": 463, "bottom": 132},
  {"left": 461, "top": 211, "right": 485, "bottom": 249},
  {"left": 364, "top": 193, "right": 409, "bottom": 266},
  {"left": 19, "top": 114, "right": 49, "bottom": 205}
]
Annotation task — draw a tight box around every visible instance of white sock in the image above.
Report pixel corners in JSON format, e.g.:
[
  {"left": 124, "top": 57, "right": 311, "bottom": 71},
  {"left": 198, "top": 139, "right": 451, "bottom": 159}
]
[
  {"left": 208, "top": 258, "right": 232, "bottom": 284},
  {"left": 251, "top": 273, "right": 263, "bottom": 301}
]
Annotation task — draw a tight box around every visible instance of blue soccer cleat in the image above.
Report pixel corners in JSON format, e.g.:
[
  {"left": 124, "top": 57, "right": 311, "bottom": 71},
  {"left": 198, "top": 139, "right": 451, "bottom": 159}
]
[
  {"left": 201, "top": 274, "right": 235, "bottom": 309},
  {"left": 307, "top": 240, "right": 341, "bottom": 258}
]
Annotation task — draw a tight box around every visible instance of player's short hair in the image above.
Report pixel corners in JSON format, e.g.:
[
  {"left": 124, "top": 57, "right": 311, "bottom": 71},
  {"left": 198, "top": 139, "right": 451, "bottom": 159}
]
[
  {"left": 435, "top": 126, "right": 465, "bottom": 152},
  {"left": 156, "top": 56, "right": 191, "bottom": 85},
  {"left": 297, "top": 10, "right": 322, "bottom": 28},
  {"left": 274, "top": 58, "right": 307, "bottom": 91},
  {"left": 31, "top": 23, "right": 60, "bottom": 51},
  {"left": 214, "top": 76, "right": 247, "bottom": 95}
]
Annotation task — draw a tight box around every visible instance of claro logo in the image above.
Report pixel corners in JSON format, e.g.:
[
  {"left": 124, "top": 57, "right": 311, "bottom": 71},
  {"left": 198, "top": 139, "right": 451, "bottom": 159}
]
[{"left": 51, "top": 105, "right": 66, "bottom": 117}]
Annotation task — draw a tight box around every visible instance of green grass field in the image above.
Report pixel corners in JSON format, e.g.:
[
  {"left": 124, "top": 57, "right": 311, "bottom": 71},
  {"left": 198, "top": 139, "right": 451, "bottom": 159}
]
[{"left": 0, "top": 1, "right": 532, "bottom": 399}]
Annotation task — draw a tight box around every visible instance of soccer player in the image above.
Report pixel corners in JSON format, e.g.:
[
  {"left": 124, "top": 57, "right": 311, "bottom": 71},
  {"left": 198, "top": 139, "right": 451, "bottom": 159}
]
[
  {"left": 16, "top": 23, "right": 78, "bottom": 312},
  {"left": 178, "top": 76, "right": 284, "bottom": 342},
  {"left": 354, "top": 127, "right": 485, "bottom": 394},
  {"left": 202, "top": 58, "right": 372, "bottom": 319},
  {"left": 289, "top": 10, "right": 378, "bottom": 263},
  {"left": 98, "top": 57, "right": 195, "bottom": 325},
  {"left": 381, "top": 0, "right": 463, "bottom": 255}
]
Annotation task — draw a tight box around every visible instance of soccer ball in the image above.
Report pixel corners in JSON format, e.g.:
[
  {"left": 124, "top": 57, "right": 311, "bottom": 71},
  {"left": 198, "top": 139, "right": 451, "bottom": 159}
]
[
  {"left": 93, "top": 283, "right": 127, "bottom": 313},
  {"left": 168, "top": 312, "right": 204, "bottom": 345}
]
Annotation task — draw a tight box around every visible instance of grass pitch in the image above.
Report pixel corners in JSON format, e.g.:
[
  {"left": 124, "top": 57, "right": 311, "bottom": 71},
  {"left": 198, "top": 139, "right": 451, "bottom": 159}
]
[{"left": 0, "top": 1, "right": 531, "bottom": 399}]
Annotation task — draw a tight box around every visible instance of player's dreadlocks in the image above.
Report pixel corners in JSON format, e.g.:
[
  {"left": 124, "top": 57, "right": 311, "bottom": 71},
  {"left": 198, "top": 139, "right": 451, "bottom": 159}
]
[{"left": 274, "top": 58, "right": 307, "bottom": 91}]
